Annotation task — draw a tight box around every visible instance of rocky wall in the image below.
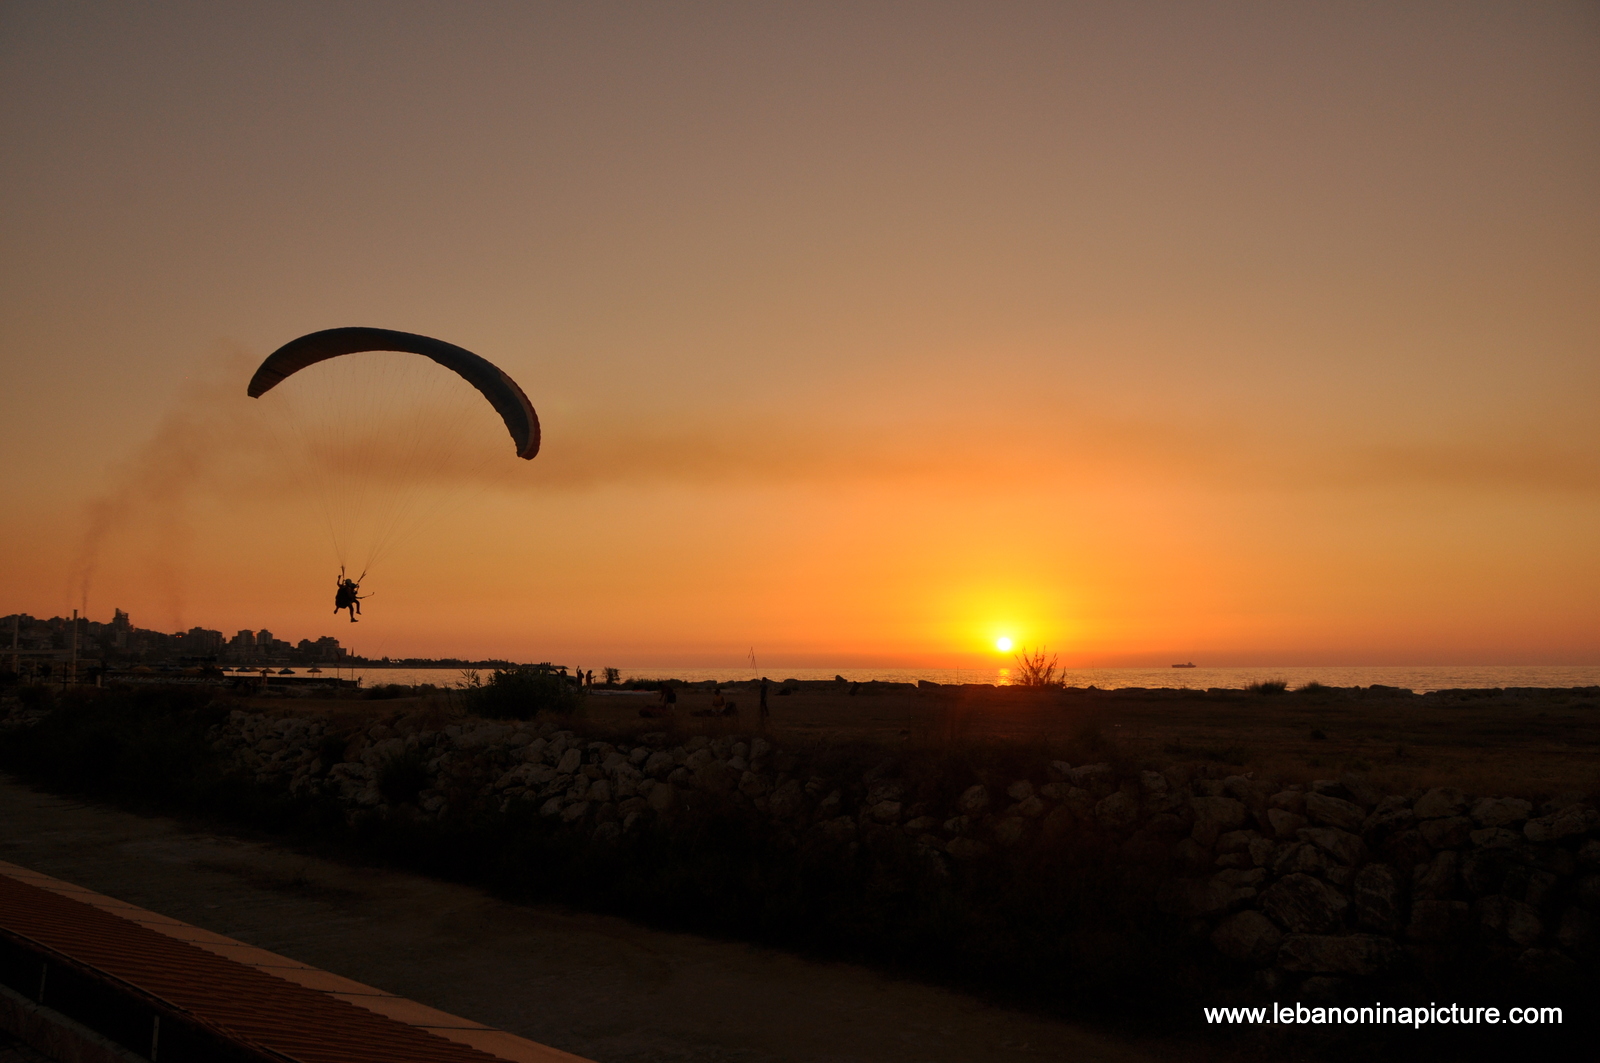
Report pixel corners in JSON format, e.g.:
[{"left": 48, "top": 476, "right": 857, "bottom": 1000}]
[{"left": 209, "top": 708, "right": 1599, "bottom": 999}]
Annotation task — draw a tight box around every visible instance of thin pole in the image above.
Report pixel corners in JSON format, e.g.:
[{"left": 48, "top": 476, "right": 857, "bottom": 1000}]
[
  {"left": 9, "top": 615, "right": 17, "bottom": 676},
  {"left": 66, "top": 609, "right": 78, "bottom": 691}
]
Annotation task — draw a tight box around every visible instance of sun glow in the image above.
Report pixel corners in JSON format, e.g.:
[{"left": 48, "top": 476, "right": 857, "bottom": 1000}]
[{"left": 995, "top": 636, "right": 1013, "bottom": 652}]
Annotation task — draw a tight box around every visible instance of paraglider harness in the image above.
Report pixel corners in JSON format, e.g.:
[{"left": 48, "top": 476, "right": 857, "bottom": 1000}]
[{"left": 334, "top": 567, "right": 368, "bottom": 622}]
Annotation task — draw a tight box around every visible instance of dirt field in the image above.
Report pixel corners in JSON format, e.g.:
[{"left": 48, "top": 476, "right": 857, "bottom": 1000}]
[
  {"left": 261, "top": 681, "right": 1600, "bottom": 799},
  {"left": 0, "top": 776, "right": 1183, "bottom": 1063}
]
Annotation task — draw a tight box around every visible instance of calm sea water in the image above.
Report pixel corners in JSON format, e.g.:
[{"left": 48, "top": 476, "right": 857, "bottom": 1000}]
[{"left": 308, "top": 664, "right": 1600, "bottom": 694}]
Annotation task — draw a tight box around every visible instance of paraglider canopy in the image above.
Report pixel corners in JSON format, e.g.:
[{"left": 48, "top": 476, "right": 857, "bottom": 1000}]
[{"left": 248, "top": 327, "right": 539, "bottom": 459}]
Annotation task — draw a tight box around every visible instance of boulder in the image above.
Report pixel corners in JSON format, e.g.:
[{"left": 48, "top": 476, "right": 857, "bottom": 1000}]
[
  {"left": 1268, "top": 790, "right": 1306, "bottom": 815},
  {"left": 1413, "top": 850, "right": 1459, "bottom": 899},
  {"left": 1260, "top": 873, "right": 1349, "bottom": 933},
  {"left": 1413, "top": 787, "right": 1469, "bottom": 820},
  {"left": 1277, "top": 934, "right": 1396, "bottom": 976},
  {"left": 1418, "top": 816, "right": 1474, "bottom": 849},
  {"left": 958, "top": 785, "right": 990, "bottom": 815},
  {"left": 993, "top": 818, "right": 1028, "bottom": 847},
  {"left": 1469, "top": 827, "right": 1521, "bottom": 849},
  {"left": 1211, "top": 910, "right": 1282, "bottom": 965},
  {"left": 1139, "top": 770, "right": 1169, "bottom": 794},
  {"left": 646, "top": 784, "right": 676, "bottom": 813},
  {"left": 1524, "top": 804, "right": 1600, "bottom": 844},
  {"left": 946, "top": 836, "right": 990, "bottom": 861},
  {"left": 1190, "top": 796, "right": 1248, "bottom": 847},
  {"left": 870, "top": 800, "right": 903, "bottom": 824},
  {"left": 1015, "top": 795, "right": 1047, "bottom": 818},
  {"left": 1303, "top": 792, "right": 1366, "bottom": 832},
  {"left": 1006, "top": 780, "right": 1034, "bottom": 801},
  {"left": 1157, "top": 877, "right": 1255, "bottom": 918},
  {"left": 556, "top": 748, "right": 583, "bottom": 774},
  {"left": 1096, "top": 791, "right": 1141, "bottom": 831},
  {"left": 560, "top": 800, "right": 591, "bottom": 823},
  {"left": 1297, "top": 827, "right": 1367, "bottom": 868},
  {"left": 1216, "top": 830, "right": 1259, "bottom": 854},
  {"left": 1557, "top": 907, "right": 1596, "bottom": 957},
  {"left": 1407, "top": 899, "right": 1469, "bottom": 943},
  {"left": 1472, "top": 796, "right": 1533, "bottom": 828},
  {"left": 1069, "top": 763, "right": 1116, "bottom": 793},
  {"left": 1338, "top": 772, "right": 1382, "bottom": 809},
  {"left": 1266, "top": 808, "right": 1308, "bottom": 838},
  {"left": 1352, "top": 864, "right": 1403, "bottom": 934}
]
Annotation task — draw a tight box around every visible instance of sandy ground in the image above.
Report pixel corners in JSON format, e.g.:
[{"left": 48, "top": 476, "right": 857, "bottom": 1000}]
[{"left": 0, "top": 775, "right": 1189, "bottom": 1063}]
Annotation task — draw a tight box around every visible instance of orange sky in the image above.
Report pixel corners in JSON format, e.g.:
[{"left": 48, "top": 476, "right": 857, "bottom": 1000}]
[{"left": 2, "top": 3, "right": 1597, "bottom": 667}]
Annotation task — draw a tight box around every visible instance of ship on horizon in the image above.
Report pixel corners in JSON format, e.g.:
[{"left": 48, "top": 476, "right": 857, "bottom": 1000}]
[{"left": 1172, "top": 662, "right": 1196, "bottom": 668}]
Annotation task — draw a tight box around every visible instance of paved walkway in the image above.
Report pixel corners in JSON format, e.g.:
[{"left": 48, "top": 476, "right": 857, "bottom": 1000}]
[{"left": 0, "top": 776, "right": 1178, "bottom": 1063}]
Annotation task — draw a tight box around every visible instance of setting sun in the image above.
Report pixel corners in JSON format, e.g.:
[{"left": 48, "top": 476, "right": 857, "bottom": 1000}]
[{"left": 995, "top": 636, "right": 1013, "bottom": 653}]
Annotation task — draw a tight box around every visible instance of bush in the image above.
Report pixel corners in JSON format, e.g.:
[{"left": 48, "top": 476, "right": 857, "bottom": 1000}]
[
  {"left": 1247, "top": 680, "right": 1288, "bottom": 695},
  {"left": 1010, "top": 647, "right": 1063, "bottom": 688},
  {"left": 467, "top": 664, "right": 584, "bottom": 720}
]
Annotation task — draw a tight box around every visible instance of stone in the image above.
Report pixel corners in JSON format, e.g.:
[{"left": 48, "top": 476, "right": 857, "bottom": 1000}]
[
  {"left": 1278, "top": 934, "right": 1397, "bottom": 976},
  {"left": 1139, "top": 770, "right": 1168, "bottom": 793},
  {"left": 560, "top": 800, "right": 591, "bottom": 823},
  {"left": 1272, "top": 843, "right": 1332, "bottom": 878},
  {"left": 1297, "top": 827, "right": 1367, "bottom": 868},
  {"left": 870, "top": 800, "right": 903, "bottom": 823},
  {"left": 1260, "top": 873, "right": 1349, "bottom": 934},
  {"left": 943, "top": 815, "right": 970, "bottom": 835},
  {"left": 1407, "top": 899, "right": 1469, "bottom": 943},
  {"left": 903, "top": 815, "right": 940, "bottom": 832},
  {"left": 586, "top": 778, "right": 612, "bottom": 804},
  {"left": 1352, "top": 864, "right": 1402, "bottom": 934},
  {"left": 1211, "top": 910, "right": 1282, "bottom": 965},
  {"left": 539, "top": 797, "right": 564, "bottom": 817},
  {"left": 1469, "top": 827, "right": 1521, "bottom": 849},
  {"left": 739, "top": 771, "right": 769, "bottom": 798},
  {"left": 1413, "top": 787, "right": 1469, "bottom": 820},
  {"left": 1418, "top": 815, "right": 1473, "bottom": 850},
  {"left": 1266, "top": 809, "right": 1308, "bottom": 838},
  {"left": 958, "top": 785, "right": 990, "bottom": 815},
  {"left": 1324, "top": 866, "right": 1355, "bottom": 888},
  {"left": 1190, "top": 796, "right": 1248, "bottom": 847},
  {"left": 1170, "top": 837, "right": 1212, "bottom": 875},
  {"left": 1216, "top": 829, "right": 1259, "bottom": 854},
  {"left": 1248, "top": 837, "right": 1279, "bottom": 867},
  {"left": 1303, "top": 793, "right": 1366, "bottom": 833},
  {"left": 556, "top": 748, "right": 583, "bottom": 774},
  {"left": 1557, "top": 907, "right": 1596, "bottom": 956},
  {"left": 1338, "top": 772, "right": 1382, "bottom": 809},
  {"left": 1095, "top": 791, "right": 1141, "bottom": 830},
  {"left": 946, "top": 836, "right": 990, "bottom": 860},
  {"left": 1413, "top": 850, "right": 1458, "bottom": 899},
  {"left": 643, "top": 750, "right": 674, "bottom": 776},
  {"left": 1157, "top": 877, "right": 1254, "bottom": 918},
  {"left": 1268, "top": 790, "right": 1306, "bottom": 815},
  {"left": 1478, "top": 895, "right": 1544, "bottom": 947},
  {"left": 1472, "top": 796, "right": 1533, "bottom": 828},
  {"left": 1119, "top": 831, "right": 1170, "bottom": 864},
  {"left": 1223, "top": 775, "right": 1270, "bottom": 813},
  {"left": 1014, "top": 795, "right": 1046, "bottom": 818},
  {"left": 768, "top": 779, "right": 805, "bottom": 818},
  {"left": 1513, "top": 948, "right": 1578, "bottom": 988},
  {"left": 1524, "top": 869, "right": 1559, "bottom": 908},
  {"left": 647, "top": 784, "right": 676, "bottom": 813},
  {"left": 866, "top": 781, "right": 905, "bottom": 805},
  {"left": 1006, "top": 780, "right": 1034, "bottom": 801},
  {"left": 1577, "top": 839, "right": 1600, "bottom": 870},
  {"left": 1215, "top": 867, "right": 1267, "bottom": 888},
  {"left": 1524, "top": 804, "right": 1600, "bottom": 844},
  {"left": 993, "top": 818, "right": 1028, "bottom": 847},
  {"left": 1383, "top": 829, "right": 1432, "bottom": 873},
  {"left": 1461, "top": 849, "right": 1517, "bottom": 895},
  {"left": 1069, "top": 764, "right": 1116, "bottom": 794}
]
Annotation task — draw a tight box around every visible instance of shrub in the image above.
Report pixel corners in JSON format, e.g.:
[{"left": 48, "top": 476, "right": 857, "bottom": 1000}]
[
  {"left": 1011, "top": 647, "right": 1063, "bottom": 688},
  {"left": 1247, "top": 680, "right": 1288, "bottom": 695},
  {"left": 467, "top": 664, "right": 584, "bottom": 720}
]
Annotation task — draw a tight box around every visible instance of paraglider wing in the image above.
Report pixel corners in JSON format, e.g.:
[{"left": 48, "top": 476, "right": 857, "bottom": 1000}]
[{"left": 248, "top": 327, "right": 540, "bottom": 459}]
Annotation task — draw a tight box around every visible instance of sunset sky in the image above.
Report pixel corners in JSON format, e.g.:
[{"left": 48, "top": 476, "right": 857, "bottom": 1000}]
[{"left": 2, "top": 3, "right": 1596, "bottom": 668}]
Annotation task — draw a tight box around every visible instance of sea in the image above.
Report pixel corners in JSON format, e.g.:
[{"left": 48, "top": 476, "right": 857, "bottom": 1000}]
[{"left": 302, "top": 664, "right": 1600, "bottom": 694}]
